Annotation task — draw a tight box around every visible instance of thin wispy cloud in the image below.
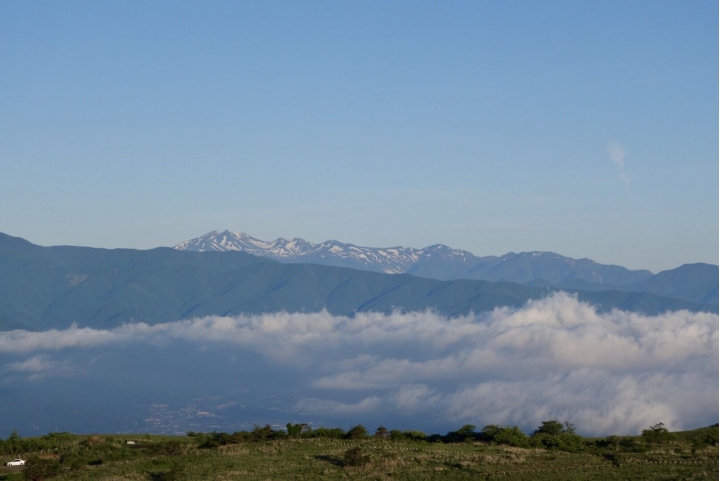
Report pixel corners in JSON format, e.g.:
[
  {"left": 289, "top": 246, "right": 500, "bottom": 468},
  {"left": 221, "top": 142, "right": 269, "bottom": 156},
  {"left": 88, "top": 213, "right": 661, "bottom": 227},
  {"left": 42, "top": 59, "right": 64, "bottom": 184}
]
[
  {"left": 0, "top": 293, "right": 716, "bottom": 435},
  {"left": 5, "top": 355, "right": 76, "bottom": 380},
  {"left": 608, "top": 140, "right": 631, "bottom": 191}
]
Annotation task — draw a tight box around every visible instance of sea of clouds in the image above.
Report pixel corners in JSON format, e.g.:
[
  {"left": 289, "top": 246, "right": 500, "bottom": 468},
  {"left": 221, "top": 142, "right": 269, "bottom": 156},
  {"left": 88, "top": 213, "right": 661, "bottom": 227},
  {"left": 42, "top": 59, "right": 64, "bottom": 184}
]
[{"left": 1, "top": 292, "right": 716, "bottom": 436}]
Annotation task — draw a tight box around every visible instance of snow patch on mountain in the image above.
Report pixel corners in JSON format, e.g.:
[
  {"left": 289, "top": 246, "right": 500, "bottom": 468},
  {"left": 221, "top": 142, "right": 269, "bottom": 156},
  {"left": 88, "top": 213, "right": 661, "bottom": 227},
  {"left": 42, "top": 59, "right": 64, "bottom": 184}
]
[
  {"left": 173, "top": 230, "right": 475, "bottom": 275},
  {"left": 173, "top": 230, "right": 655, "bottom": 285}
]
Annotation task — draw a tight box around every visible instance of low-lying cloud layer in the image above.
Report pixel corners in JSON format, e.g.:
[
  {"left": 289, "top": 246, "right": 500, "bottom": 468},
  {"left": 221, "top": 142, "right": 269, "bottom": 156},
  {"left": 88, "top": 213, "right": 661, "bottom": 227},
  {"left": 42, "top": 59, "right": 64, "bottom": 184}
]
[{"left": 1, "top": 293, "right": 716, "bottom": 435}]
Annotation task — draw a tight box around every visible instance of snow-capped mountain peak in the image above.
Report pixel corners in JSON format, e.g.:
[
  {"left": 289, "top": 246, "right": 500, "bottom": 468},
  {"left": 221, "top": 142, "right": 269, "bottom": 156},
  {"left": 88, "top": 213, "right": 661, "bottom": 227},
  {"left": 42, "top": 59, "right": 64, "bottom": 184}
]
[
  {"left": 174, "top": 230, "right": 320, "bottom": 258},
  {"left": 173, "top": 231, "right": 654, "bottom": 285},
  {"left": 173, "top": 231, "right": 461, "bottom": 275}
]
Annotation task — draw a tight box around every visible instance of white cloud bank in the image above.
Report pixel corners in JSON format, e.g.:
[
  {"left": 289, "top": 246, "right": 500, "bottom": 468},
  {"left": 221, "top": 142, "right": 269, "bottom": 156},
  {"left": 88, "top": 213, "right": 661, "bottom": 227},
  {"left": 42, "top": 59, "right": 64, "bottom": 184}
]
[{"left": 1, "top": 293, "right": 716, "bottom": 435}]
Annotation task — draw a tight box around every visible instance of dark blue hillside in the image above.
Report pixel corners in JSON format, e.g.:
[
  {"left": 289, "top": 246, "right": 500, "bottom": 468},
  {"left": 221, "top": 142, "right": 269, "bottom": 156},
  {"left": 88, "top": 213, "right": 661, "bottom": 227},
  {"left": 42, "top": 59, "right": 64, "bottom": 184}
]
[
  {"left": 0, "top": 233, "right": 715, "bottom": 331},
  {"left": 630, "top": 263, "right": 718, "bottom": 304},
  {"left": 554, "top": 263, "right": 718, "bottom": 305}
]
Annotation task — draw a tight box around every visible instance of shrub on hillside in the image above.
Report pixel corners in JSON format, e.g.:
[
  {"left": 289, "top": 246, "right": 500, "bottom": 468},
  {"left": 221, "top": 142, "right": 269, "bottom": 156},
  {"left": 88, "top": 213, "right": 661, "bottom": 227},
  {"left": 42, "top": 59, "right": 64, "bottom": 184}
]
[
  {"left": 702, "top": 429, "right": 719, "bottom": 446},
  {"left": 306, "top": 427, "right": 346, "bottom": 439},
  {"left": 343, "top": 447, "right": 370, "bottom": 467},
  {"left": 533, "top": 420, "right": 565, "bottom": 436},
  {"left": 445, "top": 424, "right": 476, "bottom": 443},
  {"left": 146, "top": 465, "right": 183, "bottom": 481},
  {"left": 641, "top": 423, "right": 674, "bottom": 445},
  {"left": 529, "top": 420, "right": 583, "bottom": 452},
  {"left": 149, "top": 440, "right": 184, "bottom": 456},
  {"left": 250, "top": 425, "right": 287, "bottom": 442},
  {"left": 40, "top": 432, "right": 75, "bottom": 444},
  {"left": 345, "top": 425, "right": 369, "bottom": 439},
  {"left": 23, "top": 456, "right": 62, "bottom": 481},
  {"left": 529, "top": 432, "right": 584, "bottom": 451},
  {"left": 59, "top": 452, "right": 88, "bottom": 471},
  {"left": 403, "top": 430, "right": 428, "bottom": 441},
  {"left": 286, "top": 423, "right": 303, "bottom": 437},
  {"left": 480, "top": 425, "right": 528, "bottom": 447}
]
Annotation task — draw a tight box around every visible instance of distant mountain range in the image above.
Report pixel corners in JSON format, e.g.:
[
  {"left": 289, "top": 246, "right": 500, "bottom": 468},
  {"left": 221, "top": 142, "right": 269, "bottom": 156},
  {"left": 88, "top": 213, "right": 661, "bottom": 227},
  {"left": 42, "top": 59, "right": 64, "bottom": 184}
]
[
  {"left": 0, "top": 232, "right": 716, "bottom": 331},
  {"left": 175, "top": 231, "right": 718, "bottom": 305}
]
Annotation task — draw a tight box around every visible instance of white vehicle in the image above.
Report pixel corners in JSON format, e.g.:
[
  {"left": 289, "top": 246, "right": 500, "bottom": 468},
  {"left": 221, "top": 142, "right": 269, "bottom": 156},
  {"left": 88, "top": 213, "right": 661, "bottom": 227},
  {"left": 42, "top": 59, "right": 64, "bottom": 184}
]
[{"left": 5, "top": 459, "right": 25, "bottom": 466}]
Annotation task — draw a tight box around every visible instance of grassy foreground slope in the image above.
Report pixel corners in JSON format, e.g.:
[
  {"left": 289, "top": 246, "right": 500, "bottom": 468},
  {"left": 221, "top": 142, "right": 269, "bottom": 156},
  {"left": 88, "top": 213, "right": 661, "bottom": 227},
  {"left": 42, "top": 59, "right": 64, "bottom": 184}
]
[{"left": 0, "top": 425, "right": 717, "bottom": 480}]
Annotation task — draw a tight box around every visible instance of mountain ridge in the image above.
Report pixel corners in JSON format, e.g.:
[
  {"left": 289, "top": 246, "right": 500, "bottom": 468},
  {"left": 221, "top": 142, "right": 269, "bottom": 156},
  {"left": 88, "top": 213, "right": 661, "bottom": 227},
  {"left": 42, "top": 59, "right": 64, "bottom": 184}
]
[
  {"left": 0, "top": 232, "right": 715, "bottom": 332},
  {"left": 174, "top": 230, "right": 655, "bottom": 283},
  {"left": 173, "top": 231, "right": 717, "bottom": 304}
]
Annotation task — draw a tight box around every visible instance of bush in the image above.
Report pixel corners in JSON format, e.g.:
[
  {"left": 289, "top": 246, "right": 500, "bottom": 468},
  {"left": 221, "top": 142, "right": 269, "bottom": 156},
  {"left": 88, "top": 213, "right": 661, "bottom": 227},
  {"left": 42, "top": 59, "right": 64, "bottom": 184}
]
[
  {"left": 388, "top": 429, "right": 429, "bottom": 442},
  {"left": 306, "top": 427, "right": 346, "bottom": 439},
  {"left": 533, "top": 420, "right": 564, "bottom": 436},
  {"left": 426, "top": 434, "right": 443, "bottom": 443},
  {"left": 345, "top": 425, "right": 368, "bottom": 439},
  {"left": 703, "top": 429, "right": 719, "bottom": 446},
  {"left": 343, "top": 447, "right": 370, "bottom": 467},
  {"left": 286, "top": 423, "right": 303, "bottom": 437},
  {"left": 149, "top": 440, "right": 184, "bottom": 456},
  {"left": 529, "top": 432, "right": 584, "bottom": 452},
  {"left": 59, "top": 452, "right": 87, "bottom": 471},
  {"left": 250, "top": 425, "right": 283, "bottom": 442},
  {"left": 641, "top": 423, "right": 673, "bottom": 445},
  {"left": 195, "top": 433, "right": 218, "bottom": 449},
  {"left": 79, "top": 436, "right": 105, "bottom": 447},
  {"left": 528, "top": 420, "right": 583, "bottom": 452},
  {"left": 603, "top": 451, "right": 623, "bottom": 467},
  {"left": 24, "top": 456, "right": 62, "bottom": 481},
  {"left": 40, "top": 432, "right": 75, "bottom": 444},
  {"left": 229, "top": 431, "right": 250, "bottom": 443},
  {"left": 445, "top": 424, "right": 476, "bottom": 443},
  {"left": 618, "top": 436, "right": 649, "bottom": 453},
  {"left": 402, "top": 430, "right": 427, "bottom": 442},
  {"left": 147, "top": 465, "right": 183, "bottom": 481},
  {"left": 481, "top": 425, "right": 528, "bottom": 447},
  {"left": 193, "top": 429, "right": 280, "bottom": 447}
]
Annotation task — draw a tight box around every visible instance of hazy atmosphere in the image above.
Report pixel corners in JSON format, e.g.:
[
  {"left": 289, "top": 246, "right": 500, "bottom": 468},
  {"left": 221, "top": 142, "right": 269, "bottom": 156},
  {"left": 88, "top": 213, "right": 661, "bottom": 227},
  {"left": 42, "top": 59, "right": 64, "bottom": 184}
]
[{"left": 1, "top": 1, "right": 717, "bottom": 271}]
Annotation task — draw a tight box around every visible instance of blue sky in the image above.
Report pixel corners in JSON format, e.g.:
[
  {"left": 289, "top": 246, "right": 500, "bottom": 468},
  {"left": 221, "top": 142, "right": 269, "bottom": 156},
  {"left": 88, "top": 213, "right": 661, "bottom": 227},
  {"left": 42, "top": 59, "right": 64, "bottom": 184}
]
[{"left": 1, "top": 1, "right": 717, "bottom": 271}]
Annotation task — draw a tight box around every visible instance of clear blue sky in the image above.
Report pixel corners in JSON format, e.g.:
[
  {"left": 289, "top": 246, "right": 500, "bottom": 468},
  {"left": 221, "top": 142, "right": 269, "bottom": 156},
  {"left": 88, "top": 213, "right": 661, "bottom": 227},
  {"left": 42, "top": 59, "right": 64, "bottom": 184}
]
[{"left": 1, "top": 1, "right": 717, "bottom": 271}]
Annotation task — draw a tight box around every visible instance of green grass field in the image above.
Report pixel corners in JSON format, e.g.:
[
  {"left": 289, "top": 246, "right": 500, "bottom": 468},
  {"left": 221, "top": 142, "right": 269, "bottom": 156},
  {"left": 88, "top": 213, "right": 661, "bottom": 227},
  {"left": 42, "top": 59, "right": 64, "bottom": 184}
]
[{"left": 0, "top": 426, "right": 717, "bottom": 480}]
